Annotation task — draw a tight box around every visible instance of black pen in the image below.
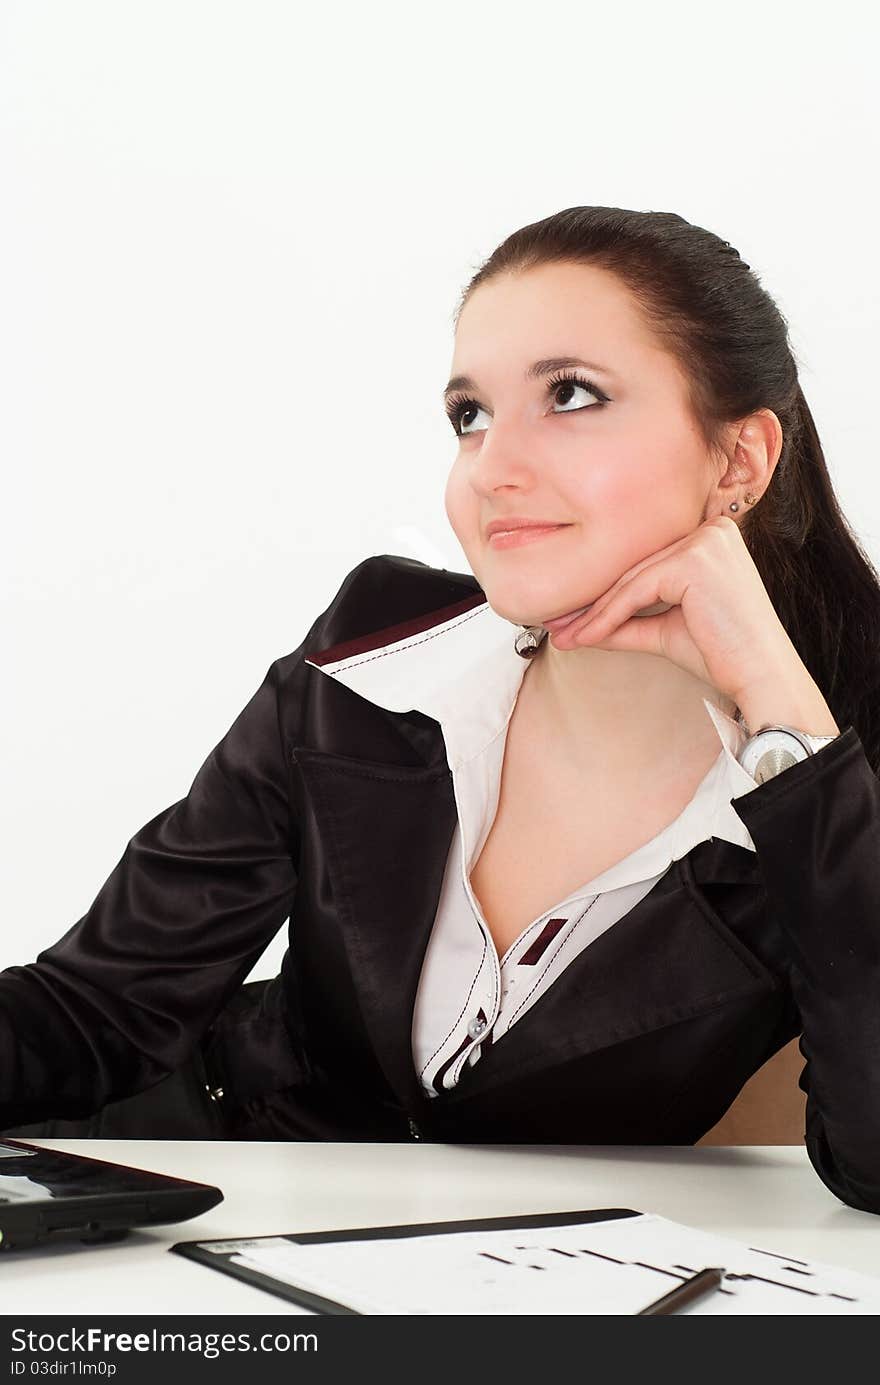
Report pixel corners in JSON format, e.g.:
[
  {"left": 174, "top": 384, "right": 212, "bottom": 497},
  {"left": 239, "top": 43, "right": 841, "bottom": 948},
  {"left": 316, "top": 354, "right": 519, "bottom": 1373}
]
[{"left": 636, "top": 1265, "right": 727, "bottom": 1315}]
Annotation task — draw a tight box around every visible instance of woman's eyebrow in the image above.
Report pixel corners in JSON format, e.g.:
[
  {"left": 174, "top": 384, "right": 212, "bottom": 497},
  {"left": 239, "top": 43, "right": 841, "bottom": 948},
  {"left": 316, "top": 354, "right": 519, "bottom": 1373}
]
[{"left": 442, "top": 356, "right": 616, "bottom": 399}]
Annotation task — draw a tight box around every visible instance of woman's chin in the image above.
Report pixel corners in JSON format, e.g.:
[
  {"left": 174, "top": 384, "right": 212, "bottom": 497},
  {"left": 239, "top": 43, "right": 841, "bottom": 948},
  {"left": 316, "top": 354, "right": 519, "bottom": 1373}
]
[
  {"left": 541, "top": 604, "right": 594, "bottom": 631},
  {"left": 482, "top": 587, "right": 595, "bottom": 631}
]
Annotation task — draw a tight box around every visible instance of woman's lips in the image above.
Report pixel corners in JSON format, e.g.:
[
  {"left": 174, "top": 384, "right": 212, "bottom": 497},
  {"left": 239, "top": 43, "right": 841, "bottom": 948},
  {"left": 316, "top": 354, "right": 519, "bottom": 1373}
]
[{"left": 487, "top": 524, "right": 568, "bottom": 550}]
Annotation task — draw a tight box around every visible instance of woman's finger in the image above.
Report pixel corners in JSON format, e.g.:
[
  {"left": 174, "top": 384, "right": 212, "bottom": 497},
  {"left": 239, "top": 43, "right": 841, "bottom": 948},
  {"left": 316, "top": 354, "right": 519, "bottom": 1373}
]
[{"left": 559, "top": 564, "right": 666, "bottom": 645}]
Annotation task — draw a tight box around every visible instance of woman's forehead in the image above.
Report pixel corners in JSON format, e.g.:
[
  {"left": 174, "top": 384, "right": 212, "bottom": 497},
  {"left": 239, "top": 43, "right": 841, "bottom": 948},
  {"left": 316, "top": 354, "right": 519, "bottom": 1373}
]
[{"left": 451, "top": 266, "right": 663, "bottom": 375}]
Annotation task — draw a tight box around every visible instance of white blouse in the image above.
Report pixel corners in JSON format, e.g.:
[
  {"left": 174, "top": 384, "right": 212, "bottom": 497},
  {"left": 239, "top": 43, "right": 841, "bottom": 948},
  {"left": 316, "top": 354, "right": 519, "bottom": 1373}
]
[{"left": 306, "top": 593, "right": 763, "bottom": 1100}]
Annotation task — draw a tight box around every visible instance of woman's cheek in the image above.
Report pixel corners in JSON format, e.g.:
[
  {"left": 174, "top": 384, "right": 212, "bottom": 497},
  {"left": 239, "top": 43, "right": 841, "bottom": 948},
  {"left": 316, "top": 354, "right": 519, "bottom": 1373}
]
[
  {"left": 443, "top": 469, "right": 462, "bottom": 531},
  {"left": 444, "top": 469, "right": 477, "bottom": 550},
  {"left": 587, "top": 445, "right": 688, "bottom": 546}
]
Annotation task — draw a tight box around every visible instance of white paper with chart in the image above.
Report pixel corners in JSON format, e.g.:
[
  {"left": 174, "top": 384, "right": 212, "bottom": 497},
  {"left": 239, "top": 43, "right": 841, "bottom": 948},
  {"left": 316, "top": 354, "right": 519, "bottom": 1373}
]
[{"left": 193, "top": 1212, "right": 880, "bottom": 1314}]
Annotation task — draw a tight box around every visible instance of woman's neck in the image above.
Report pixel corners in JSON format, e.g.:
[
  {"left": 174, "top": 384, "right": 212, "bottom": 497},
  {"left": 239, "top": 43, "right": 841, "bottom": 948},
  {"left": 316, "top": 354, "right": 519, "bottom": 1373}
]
[{"left": 520, "top": 637, "right": 740, "bottom": 774}]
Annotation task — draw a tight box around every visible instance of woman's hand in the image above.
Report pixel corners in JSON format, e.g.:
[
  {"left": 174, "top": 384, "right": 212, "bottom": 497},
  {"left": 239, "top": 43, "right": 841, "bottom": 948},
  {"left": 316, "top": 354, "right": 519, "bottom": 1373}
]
[{"left": 545, "top": 515, "right": 838, "bottom": 730}]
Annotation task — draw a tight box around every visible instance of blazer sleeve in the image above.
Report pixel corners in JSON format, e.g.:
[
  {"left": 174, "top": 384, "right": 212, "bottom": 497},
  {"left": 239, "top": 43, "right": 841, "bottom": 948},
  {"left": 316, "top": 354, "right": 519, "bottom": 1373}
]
[
  {"left": 730, "top": 725, "right": 880, "bottom": 1214},
  {"left": 0, "top": 656, "right": 298, "bottom": 1131}
]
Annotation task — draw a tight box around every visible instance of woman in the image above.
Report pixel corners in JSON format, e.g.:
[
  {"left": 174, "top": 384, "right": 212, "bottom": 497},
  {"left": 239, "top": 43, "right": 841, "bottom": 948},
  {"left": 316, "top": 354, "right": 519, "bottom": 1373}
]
[{"left": 3, "top": 206, "right": 880, "bottom": 1214}]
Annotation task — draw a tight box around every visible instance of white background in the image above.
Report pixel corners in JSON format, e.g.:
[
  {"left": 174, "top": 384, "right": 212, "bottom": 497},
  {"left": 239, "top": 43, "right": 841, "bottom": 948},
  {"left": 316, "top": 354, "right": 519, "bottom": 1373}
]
[{"left": 1, "top": 0, "right": 878, "bottom": 980}]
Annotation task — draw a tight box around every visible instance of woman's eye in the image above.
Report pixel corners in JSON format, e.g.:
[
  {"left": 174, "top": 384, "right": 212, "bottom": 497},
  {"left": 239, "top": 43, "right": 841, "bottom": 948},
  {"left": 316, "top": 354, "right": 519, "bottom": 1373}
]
[
  {"left": 448, "top": 401, "right": 490, "bottom": 436},
  {"left": 445, "top": 373, "right": 610, "bottom": 438}
]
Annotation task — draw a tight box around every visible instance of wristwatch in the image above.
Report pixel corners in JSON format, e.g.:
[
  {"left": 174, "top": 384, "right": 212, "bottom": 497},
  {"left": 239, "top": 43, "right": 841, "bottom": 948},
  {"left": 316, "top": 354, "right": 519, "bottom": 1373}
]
[{"left": 737, "top": 723, "right": 839, "bottom": 785}]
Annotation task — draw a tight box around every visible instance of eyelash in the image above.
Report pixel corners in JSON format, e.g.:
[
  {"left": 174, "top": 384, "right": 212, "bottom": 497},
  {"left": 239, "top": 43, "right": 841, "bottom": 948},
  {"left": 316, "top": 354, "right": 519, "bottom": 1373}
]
[{"left": 444, "top": 371, "right": 612, "bottom": 437}]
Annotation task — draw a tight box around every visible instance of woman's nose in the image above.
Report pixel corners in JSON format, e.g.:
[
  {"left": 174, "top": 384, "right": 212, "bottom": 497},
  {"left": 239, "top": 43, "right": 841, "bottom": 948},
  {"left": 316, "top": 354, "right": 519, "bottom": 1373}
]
[{"left": 467, "top": 423, "right": 538, "bottom": 490}]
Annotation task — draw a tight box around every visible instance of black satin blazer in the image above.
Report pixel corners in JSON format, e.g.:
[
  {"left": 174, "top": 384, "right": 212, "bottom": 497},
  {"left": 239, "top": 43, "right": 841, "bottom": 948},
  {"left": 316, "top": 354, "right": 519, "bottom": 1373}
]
[{"left": 2, "top": 555, "right": 879, "bottom": 1214}]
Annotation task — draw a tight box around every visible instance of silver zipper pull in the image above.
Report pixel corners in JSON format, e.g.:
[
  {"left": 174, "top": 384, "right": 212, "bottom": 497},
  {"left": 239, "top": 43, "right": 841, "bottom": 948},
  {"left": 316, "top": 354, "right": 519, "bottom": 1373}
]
[{"left": 407, "top": 1116, "right": 422, "bottom": 1140}]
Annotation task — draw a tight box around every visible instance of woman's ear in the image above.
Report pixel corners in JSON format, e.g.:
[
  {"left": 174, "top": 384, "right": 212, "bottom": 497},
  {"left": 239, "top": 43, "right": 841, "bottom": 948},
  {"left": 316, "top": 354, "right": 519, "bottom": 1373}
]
[{"left": 704, "top": 410, "right": 781, "bottom": 521}]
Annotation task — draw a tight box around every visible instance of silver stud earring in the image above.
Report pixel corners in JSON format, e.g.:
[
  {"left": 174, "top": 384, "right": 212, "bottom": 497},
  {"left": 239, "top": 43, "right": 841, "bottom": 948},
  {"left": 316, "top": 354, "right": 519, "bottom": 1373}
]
[{"left": 514, "top": 625, "right": 547, "bottom": 658}]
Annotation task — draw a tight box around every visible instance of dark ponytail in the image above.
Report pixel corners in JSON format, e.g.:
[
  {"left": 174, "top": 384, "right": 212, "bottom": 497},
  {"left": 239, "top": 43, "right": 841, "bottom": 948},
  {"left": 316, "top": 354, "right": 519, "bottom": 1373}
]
[{"left": 454, "top": 207, "right": 880, "bottom": 772}]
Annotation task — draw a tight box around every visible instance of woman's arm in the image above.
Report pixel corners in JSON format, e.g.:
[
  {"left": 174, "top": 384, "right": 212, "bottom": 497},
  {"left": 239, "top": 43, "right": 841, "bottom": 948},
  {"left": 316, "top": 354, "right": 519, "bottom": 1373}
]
[
  {"left": 731, "top": 725, "right": 880, "bottom": 1214},
  {"left": 0, "top": 656, "right": 298, "bottom": 1131}
]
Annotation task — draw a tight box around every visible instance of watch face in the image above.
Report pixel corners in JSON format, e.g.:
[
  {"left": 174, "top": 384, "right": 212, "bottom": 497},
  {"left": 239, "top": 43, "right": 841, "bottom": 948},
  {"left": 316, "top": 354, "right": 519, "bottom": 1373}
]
[
  {"left": 740, "top": 728, "right": 811, "bottom": 781},
  {"left": 753, "top": 745, "right": 801, "bottom": 783}
]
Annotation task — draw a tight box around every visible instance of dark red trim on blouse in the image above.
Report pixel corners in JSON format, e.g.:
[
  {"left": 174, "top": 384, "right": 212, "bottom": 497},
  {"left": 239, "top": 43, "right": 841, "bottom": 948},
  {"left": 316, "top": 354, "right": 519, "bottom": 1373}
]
[
  {"left": 518, "top": 918, "right": 568, "bottom": 966},
  {"left": 307, "top": 590, "right": 488, "bottom": 668}
]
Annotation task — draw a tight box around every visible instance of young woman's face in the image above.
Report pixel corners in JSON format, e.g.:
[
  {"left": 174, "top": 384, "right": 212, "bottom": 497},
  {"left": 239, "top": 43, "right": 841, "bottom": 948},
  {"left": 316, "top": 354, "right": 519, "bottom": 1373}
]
[{"left": 443, "top": 261, "right": 723, "bottom": 629}]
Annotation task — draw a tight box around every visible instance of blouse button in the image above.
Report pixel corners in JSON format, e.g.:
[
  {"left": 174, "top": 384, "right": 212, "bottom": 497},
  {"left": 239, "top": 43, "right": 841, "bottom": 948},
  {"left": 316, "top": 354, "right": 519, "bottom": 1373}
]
[{"left": 467, "top": 1014, "right": 488, "bottom": 1039}]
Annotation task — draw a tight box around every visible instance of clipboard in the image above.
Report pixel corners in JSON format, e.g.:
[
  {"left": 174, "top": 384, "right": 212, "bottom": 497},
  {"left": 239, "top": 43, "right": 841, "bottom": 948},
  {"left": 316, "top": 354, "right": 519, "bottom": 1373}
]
[
  {"left": 169, "top": 1207, "right": 641, "bottom": 1315},
  {"left": 169, "top": 1206, "right": 880, "bottom": 1315}
]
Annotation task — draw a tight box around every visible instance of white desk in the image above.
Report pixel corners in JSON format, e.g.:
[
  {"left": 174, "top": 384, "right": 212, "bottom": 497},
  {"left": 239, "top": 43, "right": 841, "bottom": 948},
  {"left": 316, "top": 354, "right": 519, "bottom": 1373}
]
[{"left": 1, "top": 1140, "right": 877, "bottom": 1314}]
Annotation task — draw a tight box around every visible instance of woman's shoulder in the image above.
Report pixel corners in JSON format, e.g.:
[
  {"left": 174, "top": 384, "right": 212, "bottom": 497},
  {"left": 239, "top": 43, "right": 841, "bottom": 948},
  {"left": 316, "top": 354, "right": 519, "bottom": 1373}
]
[
  {"left": 336, "top": 551, "right": 481, "bottom": 613},
  {"left": 276, "top": 552, "right": 483, "bottom": 680}
]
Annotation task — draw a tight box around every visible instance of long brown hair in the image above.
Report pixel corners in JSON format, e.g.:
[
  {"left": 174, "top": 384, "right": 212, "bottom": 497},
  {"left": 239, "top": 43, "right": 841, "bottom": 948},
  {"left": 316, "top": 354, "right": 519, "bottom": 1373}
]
[{"left": 453, "top": 206, "right": 880, "bottom": 771}]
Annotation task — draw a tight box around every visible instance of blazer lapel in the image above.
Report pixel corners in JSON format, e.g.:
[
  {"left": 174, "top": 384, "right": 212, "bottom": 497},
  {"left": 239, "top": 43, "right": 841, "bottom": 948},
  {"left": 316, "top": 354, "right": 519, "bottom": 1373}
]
[
  {"left": 292, "top": 743, "right": 458, "bottom": 1112},
  {"left": 294, "top": 583, "right": 500, "bottom": 1110},
  {"left": 686, "top": 833, "right": 765, "bottom": 888}
]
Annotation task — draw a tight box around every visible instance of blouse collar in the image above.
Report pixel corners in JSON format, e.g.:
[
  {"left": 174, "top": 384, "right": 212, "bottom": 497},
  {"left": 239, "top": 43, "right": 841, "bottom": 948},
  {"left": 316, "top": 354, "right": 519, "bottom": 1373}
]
[{"left": 305, "top": 592, "right": 759, "bottom": 863}]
